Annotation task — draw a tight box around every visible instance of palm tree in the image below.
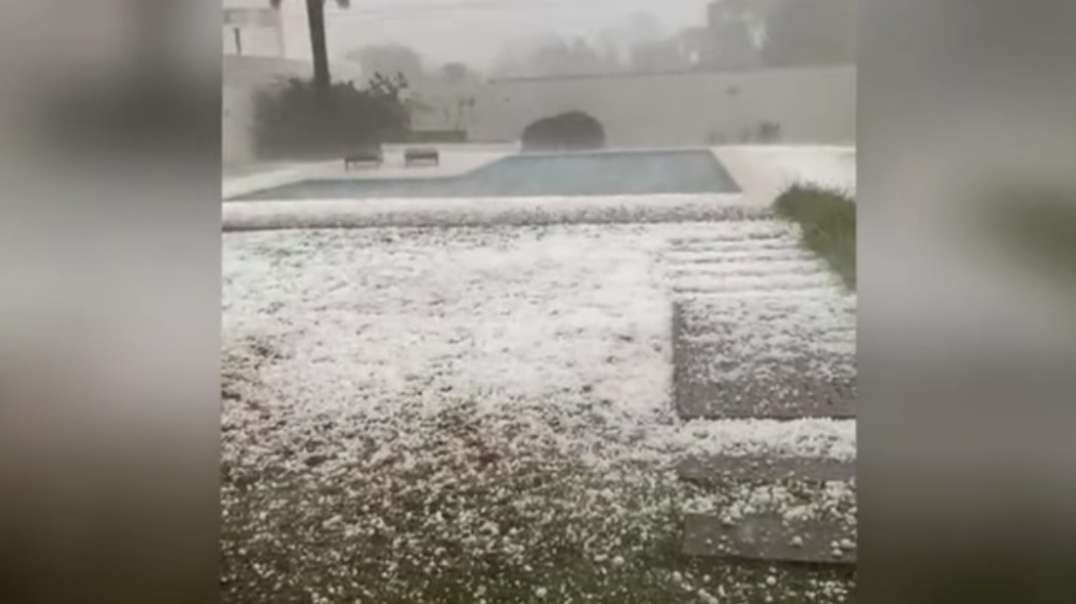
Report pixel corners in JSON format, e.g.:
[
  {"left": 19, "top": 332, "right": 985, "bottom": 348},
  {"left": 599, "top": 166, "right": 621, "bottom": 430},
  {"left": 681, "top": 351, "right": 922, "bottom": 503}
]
[{"left": 270, "top": 0, "right": 351, "bottom": 89}]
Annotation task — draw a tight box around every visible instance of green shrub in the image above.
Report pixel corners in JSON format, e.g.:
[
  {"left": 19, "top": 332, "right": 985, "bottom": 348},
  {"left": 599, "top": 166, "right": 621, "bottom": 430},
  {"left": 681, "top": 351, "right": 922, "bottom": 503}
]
[
  {"left": 252, "top": 76, "right": 410, "bottom": 160},
  {"left": 774, "top": 184, "right": 856, "bottom": 289},
  {"left": 521, "top": 111, "right": 606, "bottom": 152}
]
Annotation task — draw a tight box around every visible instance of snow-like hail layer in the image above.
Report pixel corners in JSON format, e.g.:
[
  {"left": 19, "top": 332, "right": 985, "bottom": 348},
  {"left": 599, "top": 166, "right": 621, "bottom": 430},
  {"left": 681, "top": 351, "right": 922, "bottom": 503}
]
[
  {"left": 222, "top": 193, "right": 767, "bottom": 232},
  {"left": 223, "top": 221, "right": 855, "bottom": 475},
  {"left": 221, "top": 218, "right": 857, "bottom": 601}
]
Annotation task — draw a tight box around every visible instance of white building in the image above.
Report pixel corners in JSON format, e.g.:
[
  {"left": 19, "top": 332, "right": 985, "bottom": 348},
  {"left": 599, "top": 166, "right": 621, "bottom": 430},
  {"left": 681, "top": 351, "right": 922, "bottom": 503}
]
[{"left": 222, "top": 3, "right": 287, "bottom": 58}]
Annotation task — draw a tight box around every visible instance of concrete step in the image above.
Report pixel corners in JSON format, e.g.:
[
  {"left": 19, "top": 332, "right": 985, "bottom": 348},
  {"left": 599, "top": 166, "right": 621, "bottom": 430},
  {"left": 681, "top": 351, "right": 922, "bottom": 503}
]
[
  {"left": 666, "top": 260, "right": 830, "bottom": 280},
  {"left": 677, "top": 455, "right": 855, "bottom": 486},
  {"left": 673, "top": 375, "right": 857, "bottom": 420},
  {"left": 682, "top": 513, "right": 857, "bottom": 566},
  {"left": 673, "top": 288, "right": 848, "bottom": 301},
  {"left": 661, "top": 249, "right": 816, "bottom": 264},
  {"left": 669, "top": 232, "right": 791, "bottom": 246},
  {"left": 671, "top": 277, "right": 841, "bottom": 297},
  {"left": 672, "top": 298, "right": 856, "bottom": 420},
  {"left": 670, "top": 240, "right": 803, "bottom": 254}
]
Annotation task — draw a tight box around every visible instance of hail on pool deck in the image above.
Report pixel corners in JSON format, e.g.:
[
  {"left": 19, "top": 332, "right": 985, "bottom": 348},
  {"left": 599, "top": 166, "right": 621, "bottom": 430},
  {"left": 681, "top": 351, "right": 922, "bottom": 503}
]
[{"left": 222, "top": 222, "right": 856, "bottom": 603}]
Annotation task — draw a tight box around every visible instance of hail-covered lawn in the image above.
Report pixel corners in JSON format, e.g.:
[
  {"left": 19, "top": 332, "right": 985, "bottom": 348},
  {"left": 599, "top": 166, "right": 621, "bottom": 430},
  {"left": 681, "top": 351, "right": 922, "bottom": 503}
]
[{"left": 222, "top": 222, "right": 855, "bottom": 603}]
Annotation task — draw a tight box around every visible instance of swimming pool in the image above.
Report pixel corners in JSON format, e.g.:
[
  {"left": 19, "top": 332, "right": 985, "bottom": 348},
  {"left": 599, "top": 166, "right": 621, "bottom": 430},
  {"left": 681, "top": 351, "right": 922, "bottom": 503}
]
[{"left": 229, "top": 149, "right": 739, "bottom": 201}]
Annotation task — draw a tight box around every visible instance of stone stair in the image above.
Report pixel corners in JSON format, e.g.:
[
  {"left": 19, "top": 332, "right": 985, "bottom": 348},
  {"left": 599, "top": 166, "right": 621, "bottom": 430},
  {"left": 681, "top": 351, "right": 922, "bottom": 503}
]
[{"left": 660, "top": 218, "right": 857, "bottom": 570}]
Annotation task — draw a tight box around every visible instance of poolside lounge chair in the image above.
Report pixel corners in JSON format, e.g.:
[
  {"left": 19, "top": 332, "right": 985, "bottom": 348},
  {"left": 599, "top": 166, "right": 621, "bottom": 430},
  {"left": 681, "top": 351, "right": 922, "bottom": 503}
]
[
  {"left": 404, "top": 146, "right": 439, "bottom": 167},
  {"left": 345, "top": 145, "right": 383, "bottom": 170}
]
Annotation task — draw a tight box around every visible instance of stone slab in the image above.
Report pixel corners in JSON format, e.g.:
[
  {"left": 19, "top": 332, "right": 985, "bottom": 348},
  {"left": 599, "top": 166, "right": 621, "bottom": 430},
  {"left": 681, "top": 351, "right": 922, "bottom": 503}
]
[
  {"left": 682, "top": 513, "right": 856, "bottom": 565},
  {"left": 677, "top": 455, "right": 855, "bottom": 485},
  {"left": 672, "top": 297, "right": 857, "bottom": 420}
]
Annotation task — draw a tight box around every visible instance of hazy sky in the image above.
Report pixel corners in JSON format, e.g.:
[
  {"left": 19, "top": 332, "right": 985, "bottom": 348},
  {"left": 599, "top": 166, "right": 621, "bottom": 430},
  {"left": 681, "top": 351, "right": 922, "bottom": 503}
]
[{"left": 226, "top": 0, "right": 717, "bottom": 71}]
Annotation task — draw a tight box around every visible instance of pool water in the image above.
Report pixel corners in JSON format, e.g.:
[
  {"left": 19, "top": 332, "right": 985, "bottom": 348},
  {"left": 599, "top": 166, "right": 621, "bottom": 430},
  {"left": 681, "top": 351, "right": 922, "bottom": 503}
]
[{"left": 230, "top": 149, "right": 739, "bottom": 200}]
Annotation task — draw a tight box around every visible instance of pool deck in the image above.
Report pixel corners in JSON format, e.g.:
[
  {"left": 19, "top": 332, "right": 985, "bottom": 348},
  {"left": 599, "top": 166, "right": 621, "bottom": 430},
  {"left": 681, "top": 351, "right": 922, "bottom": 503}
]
[
  {"left": 222, "top": 146, "right": 514, "bottom": 200},
  {"left": 221, "top": 145, "right": 855, "bottom": 230},
  {"left": 711, "top": 145, "right": 856, "bottom": 207}
]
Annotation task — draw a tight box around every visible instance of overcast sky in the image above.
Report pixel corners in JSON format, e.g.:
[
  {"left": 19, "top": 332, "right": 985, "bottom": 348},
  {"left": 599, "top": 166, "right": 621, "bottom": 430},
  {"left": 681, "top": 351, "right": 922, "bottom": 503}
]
[{"left": 226, "top": 0, "right": 717, "bottom": 71}]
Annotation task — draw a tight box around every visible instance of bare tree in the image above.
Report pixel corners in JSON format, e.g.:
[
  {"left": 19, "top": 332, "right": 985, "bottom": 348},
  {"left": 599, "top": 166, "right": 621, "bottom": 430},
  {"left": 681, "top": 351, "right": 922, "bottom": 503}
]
[
  {"left": 762, "top": 0, "right": 856, "bottom": 67},
  {"left": 496, "top": 34, "right": 610, "bottom": 78},
  {"left": 346, "top": 44, "right": 426, "bottom": 84},
  {"left": 270, "top": 0, "right": 352, "bottom": 89}
]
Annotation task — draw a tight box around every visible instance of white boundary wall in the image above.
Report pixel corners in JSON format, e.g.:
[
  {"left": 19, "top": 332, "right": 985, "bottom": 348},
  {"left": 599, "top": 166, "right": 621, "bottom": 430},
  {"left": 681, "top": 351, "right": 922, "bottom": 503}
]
[{"left": 471, "top": 65, "right": 855, "bottom": 147}]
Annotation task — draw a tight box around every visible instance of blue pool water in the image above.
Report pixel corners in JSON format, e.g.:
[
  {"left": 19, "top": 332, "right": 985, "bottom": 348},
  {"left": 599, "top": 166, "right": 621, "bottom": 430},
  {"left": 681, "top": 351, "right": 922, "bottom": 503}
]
[{"left": 230, "top": 149, "right": 739, "bottom": 200}]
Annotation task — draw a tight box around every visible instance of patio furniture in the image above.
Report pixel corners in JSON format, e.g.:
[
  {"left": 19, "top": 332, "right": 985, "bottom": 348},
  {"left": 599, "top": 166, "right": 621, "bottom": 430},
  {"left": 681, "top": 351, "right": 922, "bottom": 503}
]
[
  {"left": 404, "top": 146, "right": 439, "bottom": 167},
  {"left": 345, "top": 145, "right": 383, "bottom": 170}
]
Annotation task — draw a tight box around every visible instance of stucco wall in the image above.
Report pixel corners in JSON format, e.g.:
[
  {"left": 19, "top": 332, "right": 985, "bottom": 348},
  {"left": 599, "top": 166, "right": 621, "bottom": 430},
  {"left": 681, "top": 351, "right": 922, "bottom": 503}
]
[{"left": 470, "top": 65, "right": 855, "bottom": 147}]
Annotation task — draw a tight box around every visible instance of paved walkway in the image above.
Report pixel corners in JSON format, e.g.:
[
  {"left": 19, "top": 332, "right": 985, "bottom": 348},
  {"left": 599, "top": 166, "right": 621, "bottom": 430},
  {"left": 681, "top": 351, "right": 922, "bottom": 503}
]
[{"left": 661, "top": 215, "right": 857, "bottom": 567}]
